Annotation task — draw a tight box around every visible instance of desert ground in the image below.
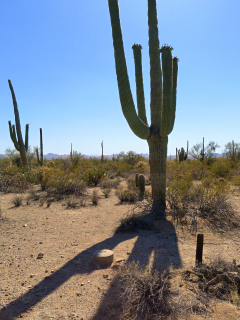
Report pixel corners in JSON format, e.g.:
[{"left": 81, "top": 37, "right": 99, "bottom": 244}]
[{"left": 0, "top": 181, "right": 240, "bottom": 320}]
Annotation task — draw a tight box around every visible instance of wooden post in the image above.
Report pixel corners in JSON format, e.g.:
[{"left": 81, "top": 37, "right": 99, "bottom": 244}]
[{"left": 196, "top": 233, "right": 204, "bottom": 266}]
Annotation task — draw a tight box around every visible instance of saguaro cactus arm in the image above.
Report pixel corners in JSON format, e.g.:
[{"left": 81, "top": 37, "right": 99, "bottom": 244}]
[
  {"left": 148, "top": 0, "right": 162, "bottom": 127},
  {"left": 36, "top": 128, "right": 43, "bottom": 166},
  {"left": 25, "top": 124, "right": 29, "bottom": 152},
  {"left": 108, "top": 0, "right": 151, "bottom": 140},
  {"left": 8, "top": 121, "right": 20, "bottom": 150},
  {"left": 132, "top": 44, "right": 148, "bottom": 126},
  {"left": 8, "top": 80, "right": 26, "bottom": 148}
]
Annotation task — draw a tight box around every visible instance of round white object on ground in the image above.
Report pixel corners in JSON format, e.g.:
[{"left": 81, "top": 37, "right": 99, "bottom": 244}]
[{"left": 92, "top": 249, "right": 114, "bottom": 267}]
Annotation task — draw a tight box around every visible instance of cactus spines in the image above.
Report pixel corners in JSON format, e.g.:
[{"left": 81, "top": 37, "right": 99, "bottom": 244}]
[
  {"left": 36, "top": 128, "right": 43, "bottom": 166},
  {"left": 138, "top": 174, "right": 145, "bottom": 197},
  {"left": 108, "top": 0, "right": 179, "bottom": 216},
  {"left": 8, "top": 80, "right": 29, "bottom": 168}
]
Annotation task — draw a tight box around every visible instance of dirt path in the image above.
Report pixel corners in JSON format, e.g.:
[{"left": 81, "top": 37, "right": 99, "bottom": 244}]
[{"left": 0, "top": 187, "right": 240, "bottom": 319}]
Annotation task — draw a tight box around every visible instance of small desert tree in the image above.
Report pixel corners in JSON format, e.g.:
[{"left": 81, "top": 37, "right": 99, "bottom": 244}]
[
  {"left": 108, "top": 0, "right": 179, "bottom": 216},
  {"left": 190, "top": 141, "right": 220, "bottom": 165},
  {"left": 224, "top": 140, "right": 240, "bottom": 162}
]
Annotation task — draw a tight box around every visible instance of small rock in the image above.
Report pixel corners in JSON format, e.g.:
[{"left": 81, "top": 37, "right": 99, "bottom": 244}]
[
  {"left": 127, "top": 252, "right": 131, "bottom": 255},
  {"left": 103, "top": 274, "right": 109, "bottom": 279},
  {"left": 23, "top": 224, "right": 27, "bottom": 227},
  {"left": 37, "top": 253, "right": 44, "bottom": 259},
  {"left": 81, "top": 283, "right": 84, "bottom": 286},
  {"left": 30, "top": 274, "right": 35, "bottom": 278},
  {"left": 45, "top": 270, "right": 48, "bottom": 273},
  {"left": 51, "top": 270, "right": 54, "bottom": 273},
  {"left": 39, "top": 242, "right": 43, "bottom": 244},
  {"left": 87, "top": 280, "right": 91, "bottom": 283}
]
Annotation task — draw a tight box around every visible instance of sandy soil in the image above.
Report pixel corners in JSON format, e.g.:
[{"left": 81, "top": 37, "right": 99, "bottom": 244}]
[{"left": 0, "top": 183, "right": 240, "bottom": 320}]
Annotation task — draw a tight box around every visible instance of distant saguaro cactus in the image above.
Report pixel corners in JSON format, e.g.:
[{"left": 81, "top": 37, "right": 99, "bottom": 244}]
[
  {"left": 178, "top": 141, "right": 189, "bottom": 162},
  {"left": 101, "top": 141, "right": 104, "bottom": 162},
  {"left": 108, "top": 0, "right": 179, "bottom": 216},
  {"left": 35, "top": 128, "right": 43, "bottom": 166},
  {"left": 8, "top": 79, "right": 29, "bottom": 168}
]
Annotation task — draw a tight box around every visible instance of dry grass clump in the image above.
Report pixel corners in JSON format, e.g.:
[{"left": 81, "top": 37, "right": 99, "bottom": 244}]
[
  {"left": 66, "top": 196, "right": 78, "bottom": 209},
  {"left": 117, "top": 262, "right": 172, "bottom": 320},
  {"left": 115, "top": 186, "right": 139, "bottom": 203},
  {"left": 12, "top": 195, "right": 23, "bottom": 207},
  {"left": 102, "top": 188, "right": 111, "bottom": 198},
  {"left": 100, "top": 177, "right": 120, "bottom": 189},
  {"left": 28, "top": 190, "right": 40, "bottom": 201},
  {"left": 91, "top": 189, "right": 99, "bottom": 205}
]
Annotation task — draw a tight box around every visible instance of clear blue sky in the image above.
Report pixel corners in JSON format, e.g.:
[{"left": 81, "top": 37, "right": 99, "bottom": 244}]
[{"left": 1, "top": 0, "right": 239, "bottom": 156}]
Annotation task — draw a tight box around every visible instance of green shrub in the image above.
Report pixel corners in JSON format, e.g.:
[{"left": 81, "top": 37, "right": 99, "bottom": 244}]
[
  {"left": 36, "top": 167, "right": 55, "bottom": 190},
  {"left": 166, "top": 175, "right": 194, "bottom": 223},
  {"left": 134, "top": 160, "right": 149, "bottom": 173},
  {"left": 23, "top": 170, "right": 39, "bottom": 184},
  {"left": 82, "top": 167, "right": 106, "bottom": 186},
  {"left": 209, "top": 158, "right": 233, "bottom": 179},
  {"left": 116, "top": 163, "right": 133, "bottom": 176},
  {"left": 46, "top": 171, "right": 86, "bottom": 195}
]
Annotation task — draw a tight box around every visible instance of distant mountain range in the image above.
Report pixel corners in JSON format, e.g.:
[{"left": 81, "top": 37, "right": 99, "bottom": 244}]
[{"left": 0, "top": 152, "right": 224, "bottom": 159}]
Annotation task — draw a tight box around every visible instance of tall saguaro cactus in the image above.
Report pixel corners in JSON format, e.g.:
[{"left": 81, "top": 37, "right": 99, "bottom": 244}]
[
  {"left": 36, "top": 128, "right": 43, "bottom": 166},
  {"left": 108, "top": 0, "right": 178, "bottom": 216},
  {"left": 8, "top": 80, "right": 29, "bottom": 168}
]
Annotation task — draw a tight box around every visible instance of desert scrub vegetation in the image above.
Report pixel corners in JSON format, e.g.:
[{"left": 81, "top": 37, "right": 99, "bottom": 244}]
[
  {"left": 117, "top": 262, "right": 172, "bottom": 320},
  {"left": 0, "top": 167, "right": 28, "bottom": 193},
  {"left": 81, "top": 166, "right": 106, "bottom": 186},
  {"left": 165, "top": 159, "right": 239, "bottom": 232},
  {"left": 115, "top": 186, "right": 139, "bottom": 203},
  {"left": 46, "top": 171, "right": 86, "bottom": 196},
  {"left": 11, "top": 195, "right": 23, "bottom": 207},
  {"left": 91, "top": 189, "right": 99, "bottom": 205}
]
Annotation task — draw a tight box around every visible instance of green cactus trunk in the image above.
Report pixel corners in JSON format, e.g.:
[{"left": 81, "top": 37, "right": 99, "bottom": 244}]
[
  {"left": 36, "top": 128, "right": 43, "bottom": 166},
  {"left": 8, "top": 80, "right": 29, "bottom": 168},
  {"left": 108, "top": 0, "right": 178, "bottom": 217},
  {"left": 148, "top": 135, "right": 168, "bottom": 210}
]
